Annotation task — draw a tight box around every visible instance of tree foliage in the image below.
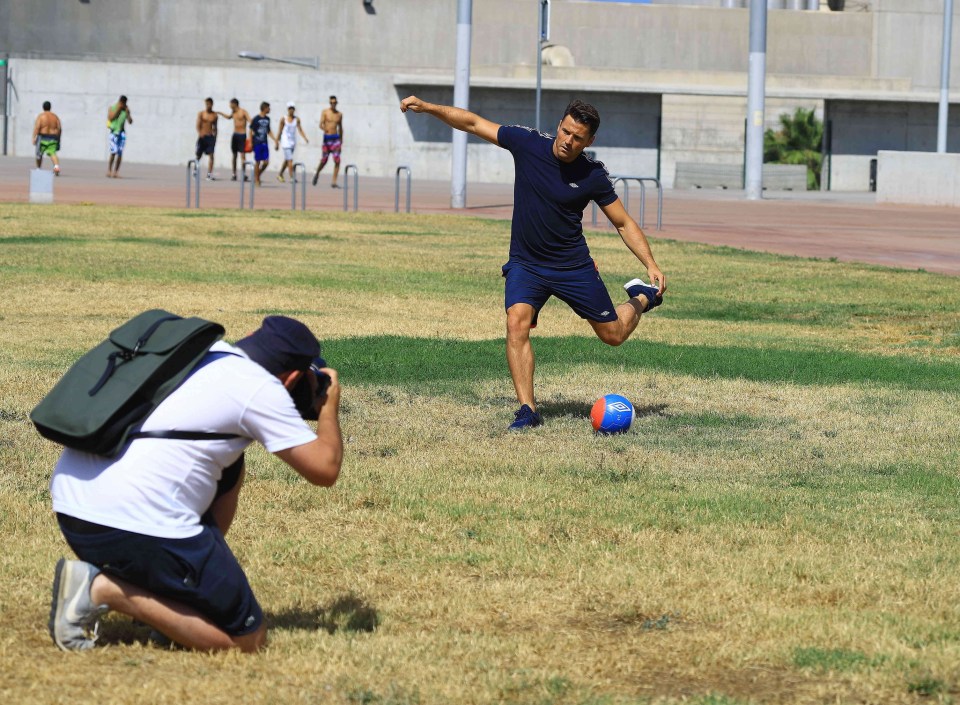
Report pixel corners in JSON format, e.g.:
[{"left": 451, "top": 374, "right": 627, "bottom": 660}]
[{"left": 764, "top": 107, "right": 823, "bottom": 190}]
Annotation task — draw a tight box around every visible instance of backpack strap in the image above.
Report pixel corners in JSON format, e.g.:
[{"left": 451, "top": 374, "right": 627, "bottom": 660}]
[
  {"left": 127, "top": 430, "right": 241, "bottom": 441},
  {"left": 88, "top": 315, "right": 181, "bottom": 395}
]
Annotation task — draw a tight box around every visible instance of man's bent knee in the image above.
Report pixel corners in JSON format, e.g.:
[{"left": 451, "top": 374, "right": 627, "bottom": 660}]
[
  {"left": 592, "top": 322, "right": 627, "bottom": 347},
  {"left": 234, "top": 623, "right": 267, "bottom": 653}
]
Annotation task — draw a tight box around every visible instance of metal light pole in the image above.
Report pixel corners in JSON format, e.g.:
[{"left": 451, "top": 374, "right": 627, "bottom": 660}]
[
  {"left": 536, "top": 0, "right": 550, "bottom": 132},
  {"left": 937, "top": 0, "right": 954, "bottom": 153},
  {"left": 745, "top": 0, "right": 767, "bottom": 199},
  {"left": 237, "top": 51, "right": 318, "bottom": 69},
  {"left": 451, "top": 0, "right": 472, "bottom": 209}
]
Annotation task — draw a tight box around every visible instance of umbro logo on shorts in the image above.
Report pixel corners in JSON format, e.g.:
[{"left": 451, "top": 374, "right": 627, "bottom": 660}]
[
  {"left": 569, "top": 183, "right": 579, "bottom": 188},
  {"left": 601, "top": 310, "right": 610, "bottom": 316}
]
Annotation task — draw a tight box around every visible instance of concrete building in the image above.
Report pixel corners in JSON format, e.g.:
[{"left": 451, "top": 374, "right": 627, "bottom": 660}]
[{"left": 0, "top": 0, "right": 956, "bottom": 191}]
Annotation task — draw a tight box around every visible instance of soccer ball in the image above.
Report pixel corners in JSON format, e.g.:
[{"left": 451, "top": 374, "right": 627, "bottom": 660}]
[{"left": 590, "top": 394, "right": 635, "bottom": 434}]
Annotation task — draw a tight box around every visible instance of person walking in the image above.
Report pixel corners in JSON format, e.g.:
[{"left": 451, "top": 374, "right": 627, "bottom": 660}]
[
  {"left": 276, "top": 102, "right": 309, "bottom": 183},
  {"left": 195, "top": 97, "right": 221, "bottom": 180},
  {"left": 32, "top": 101, "right": 62, "bottom": 176},
  {"left": 224, "top": 98, "right": 252, "bottom": 181},
  {"left": 106, "top": 96, "right": 133, "bottom": 178},
  {"left": 47, "top": 316, "right": 343, "bottom": 653},
  {"left": 248, "top": 102, "right": 279, "bottom": 187},
  {"left": 400, "top": 96, "right": 667, "bottom": 430},
  {"left": 312, "top": 95, "right": 343, "bottom": 188}
]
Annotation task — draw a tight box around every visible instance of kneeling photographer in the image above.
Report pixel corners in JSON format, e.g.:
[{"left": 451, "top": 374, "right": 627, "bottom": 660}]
[{"left": 48, "top": 315, "right": 341, "bottom": 654}]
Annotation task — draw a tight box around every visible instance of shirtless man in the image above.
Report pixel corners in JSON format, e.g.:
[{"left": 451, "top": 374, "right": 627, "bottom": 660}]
[
  {"left": 224, "top": 98, "right": 252, "bottom": 181},
  {"left": 195, "top": 98, "right": 221, "bottom": 181},
  {"left": 32, "top": 101, "right": 63, "bottom": 176},
  {"left": 312, "top": 96, "right": 343, "bottom": 188}
]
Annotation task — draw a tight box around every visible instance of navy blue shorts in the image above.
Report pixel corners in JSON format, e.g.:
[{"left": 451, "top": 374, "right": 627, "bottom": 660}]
[
  {"left": 55, "top": 459, "right": 262, "bottom": 637},
  {"left": 502, "top": 259, "right": 618, "bottom": 326},
  {"left": 253, "top": 142, "right": 269, "bottom": 162}
]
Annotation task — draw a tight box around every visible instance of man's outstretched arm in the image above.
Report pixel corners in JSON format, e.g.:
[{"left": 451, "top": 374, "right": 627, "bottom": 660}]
[{"left": 400, "top": 95, "right": 501, "bottom": 146}]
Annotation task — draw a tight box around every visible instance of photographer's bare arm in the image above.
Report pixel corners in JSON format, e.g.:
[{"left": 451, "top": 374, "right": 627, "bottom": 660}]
[
  {"left": 400, "top": 95, "right": 500, "bottom": 145},
  {"left": 275, "top": 368, "right": 343, "bottom": 487}
]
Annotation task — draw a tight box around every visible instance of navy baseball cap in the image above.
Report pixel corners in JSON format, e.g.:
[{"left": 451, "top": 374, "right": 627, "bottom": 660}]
[{"left": 235, "top": 316, "right": 321, "bottom": 375}]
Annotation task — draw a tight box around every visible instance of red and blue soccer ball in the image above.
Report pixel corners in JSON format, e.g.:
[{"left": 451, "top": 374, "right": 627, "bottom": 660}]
[{"left": 590, "top": 394, "right": 635, "bottom": 434}]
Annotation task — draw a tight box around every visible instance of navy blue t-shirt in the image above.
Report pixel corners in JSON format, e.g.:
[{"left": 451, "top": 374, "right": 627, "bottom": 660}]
[
  {"left": 250, "top": 115, "right": 271, "bottom": 145},
  {"left": 498, "top": 125, "right": 617, "bottom": 268}
]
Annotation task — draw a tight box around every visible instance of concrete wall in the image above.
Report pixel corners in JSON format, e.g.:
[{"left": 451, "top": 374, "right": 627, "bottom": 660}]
[
  {"left": 876, "top": 150, "right": 960, "bottom": 206},
  {"left": 825, "top": 100, "right": 960, "bottom": 190},
  {"left": 7, "top": 58, "right": 661, "bottom": 183},
  {"left": 0, "top": 0, "right": 879, "bottom": 79},
  {"left": 873, "top": 0, "right": 960, "bottom": 90}
]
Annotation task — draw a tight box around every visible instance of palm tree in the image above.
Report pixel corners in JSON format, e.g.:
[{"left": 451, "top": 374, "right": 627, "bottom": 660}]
[{"left": 764, "top": 107, "right": 823, "bottom": 190}]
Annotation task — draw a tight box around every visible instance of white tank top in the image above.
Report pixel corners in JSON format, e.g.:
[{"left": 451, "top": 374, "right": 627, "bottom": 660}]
[{"left": 280, "top": 116, "right": 298, "bottom": 148}]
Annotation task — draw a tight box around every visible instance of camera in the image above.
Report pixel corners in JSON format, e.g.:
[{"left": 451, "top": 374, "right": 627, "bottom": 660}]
[{"left": 290, "top": 356, "right": 331, "bottom": 421}]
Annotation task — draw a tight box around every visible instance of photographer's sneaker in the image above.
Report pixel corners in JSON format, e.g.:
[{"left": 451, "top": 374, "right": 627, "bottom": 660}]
[
  {"left": 48, "top": 559, "right": 109, "bottom": 652},
  {"left": 623, "top": 278, "right": 663, "bottom": 313},
  {"left": 509, "top": 404, "right": 543, "bottom": 430}
]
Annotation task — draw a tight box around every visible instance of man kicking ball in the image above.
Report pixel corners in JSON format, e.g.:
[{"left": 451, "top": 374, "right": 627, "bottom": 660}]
[{"left": 400, "top": 96, "right": 667, "bottom": 430}]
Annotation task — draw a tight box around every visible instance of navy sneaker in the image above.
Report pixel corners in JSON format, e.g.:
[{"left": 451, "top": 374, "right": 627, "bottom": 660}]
[
  {"left": 623, "top": 278, "right": 663, "bottom": 313},
  {"left": 509, "top": 404, "right": 543, "bottom": 430}
]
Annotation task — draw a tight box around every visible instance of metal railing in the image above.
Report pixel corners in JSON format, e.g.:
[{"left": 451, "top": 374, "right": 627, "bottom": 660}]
[
  {"left": 591, "top": 175, "right": 662, "bottom": 230},
  {"left": 291, "top": 162, "right": 306, "bottom": 211},
  {"left": 342, "top": 164, "right": 359, "bottom": 212},
  {"left": 395, "top": 166, "right": 411, "bottom": 213},
  {"left": 185, "top": 160, "right": 200, "bottom": 208},
  {"left": 240, "top": 160, "right": 255, "bottom": 209}
]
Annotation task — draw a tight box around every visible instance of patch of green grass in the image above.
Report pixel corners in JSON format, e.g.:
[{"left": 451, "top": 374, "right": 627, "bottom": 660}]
[
  {"left": 327, "top": 336, "right": 960, "bottom": 393},
  {"left": 256, "top": 232, "right": 335, "bottom": 241},
  {"left": 792, "top": 647, "right": 880, "bottom": 672},
  {"left": 0, "top": 234, "right": 85, "bottom": 244}
]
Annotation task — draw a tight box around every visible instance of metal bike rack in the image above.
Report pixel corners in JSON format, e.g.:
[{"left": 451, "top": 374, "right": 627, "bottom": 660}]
[
  {"left": 342, "top": 164, "right": 359, "bottom": 212},
  {"left": 592, "top": 176, "right": 663, "bottom": 230},
  {"left": 613, "top": 176, "right": 663, "bottom": 230},
  {"left": 291, "top": 162, "right": 306, "bottom": 211},
  {"left": 185, "top": 159, "right": 200, "bottom": 208},
  {"left": 395, "top": 166, "right": 412, "bottom": 213},
  {"left": 240, "top": 160, "right": 255, "bottom": 209}
]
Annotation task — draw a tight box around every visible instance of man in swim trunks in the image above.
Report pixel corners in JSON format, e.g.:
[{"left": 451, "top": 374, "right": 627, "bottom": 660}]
[
  {"left": 248, "top": 102, "right": 279, "bottom": 187},
  {"left": 195, "top": 97, "right": 221, "bottom": 181},
  {"left": 107, "top": 96, "right": 133, "bottom": 178},
  {"left": 312, "top": 96, "right": 343, "bottom": 188},
  {"left": 32, "top": 101, "right": 62, "bottom": 176},
  {"left": 224, "top": 98, "right": 252, "bottom": 181}
]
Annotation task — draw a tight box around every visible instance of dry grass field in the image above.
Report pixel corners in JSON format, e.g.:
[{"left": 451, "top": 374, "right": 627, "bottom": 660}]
[{"left": 1, "top": 203, "right": 959, "bottom": 705}]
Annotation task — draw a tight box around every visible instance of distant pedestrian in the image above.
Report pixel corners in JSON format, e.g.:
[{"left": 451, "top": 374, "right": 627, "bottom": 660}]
[
  {"left": 33, "top": 101, "right": 62, "bottom": 176},
  {"left": 106, "top": 96, "right": 132, "bottom": 178},
  {"left": 195, "top": 97, "right": 221, "bottom": 181},
  {"left": 276, "top": 102, "right": 308, "bottom": 183},
  {"left": 225, "top": 98, "right": 252, "bottom": 181},
  {"left": 249, "top": 102, "right": 279, "bottom": 187},
  {"left": 312, "top": 96, "right": 343, "bottom": 188}
]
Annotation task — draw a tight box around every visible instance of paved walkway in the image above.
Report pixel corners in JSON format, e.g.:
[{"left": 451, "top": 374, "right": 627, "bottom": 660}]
[{"left": 3, "top": 156, "right": 957, "bottom": 276}]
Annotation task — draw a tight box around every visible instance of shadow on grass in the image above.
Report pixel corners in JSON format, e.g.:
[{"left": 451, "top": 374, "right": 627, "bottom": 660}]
[
  {"left": 268, "top": 592, "right": 379, "bottom": 634},
  {"left": 539, "top": 400, "right": 670, "bottom": 421},
  {"left": 327, "top": 336, "right": 960, "bottom": 393}
]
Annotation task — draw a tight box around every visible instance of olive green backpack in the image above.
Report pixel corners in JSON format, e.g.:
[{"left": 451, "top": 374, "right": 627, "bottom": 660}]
[{"left": 31, "top": 309, "right": 238, "bottom": 457}]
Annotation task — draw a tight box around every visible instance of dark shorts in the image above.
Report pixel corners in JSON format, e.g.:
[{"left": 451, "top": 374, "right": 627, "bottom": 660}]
[
  {"left": 231, "top": 133, "right": 246, "bottom": 155},
  {"left": 195, "top": 135, "right": 216, "bottom": 158},
  {"left": 55, "top": 457, "right": 262, "bottom": 637},
  {"left": 502, "top": 259, "right": 618, "bottom": 327},
  {"left": 253, "top": 142, "right": 269, "bottom": 162}
]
